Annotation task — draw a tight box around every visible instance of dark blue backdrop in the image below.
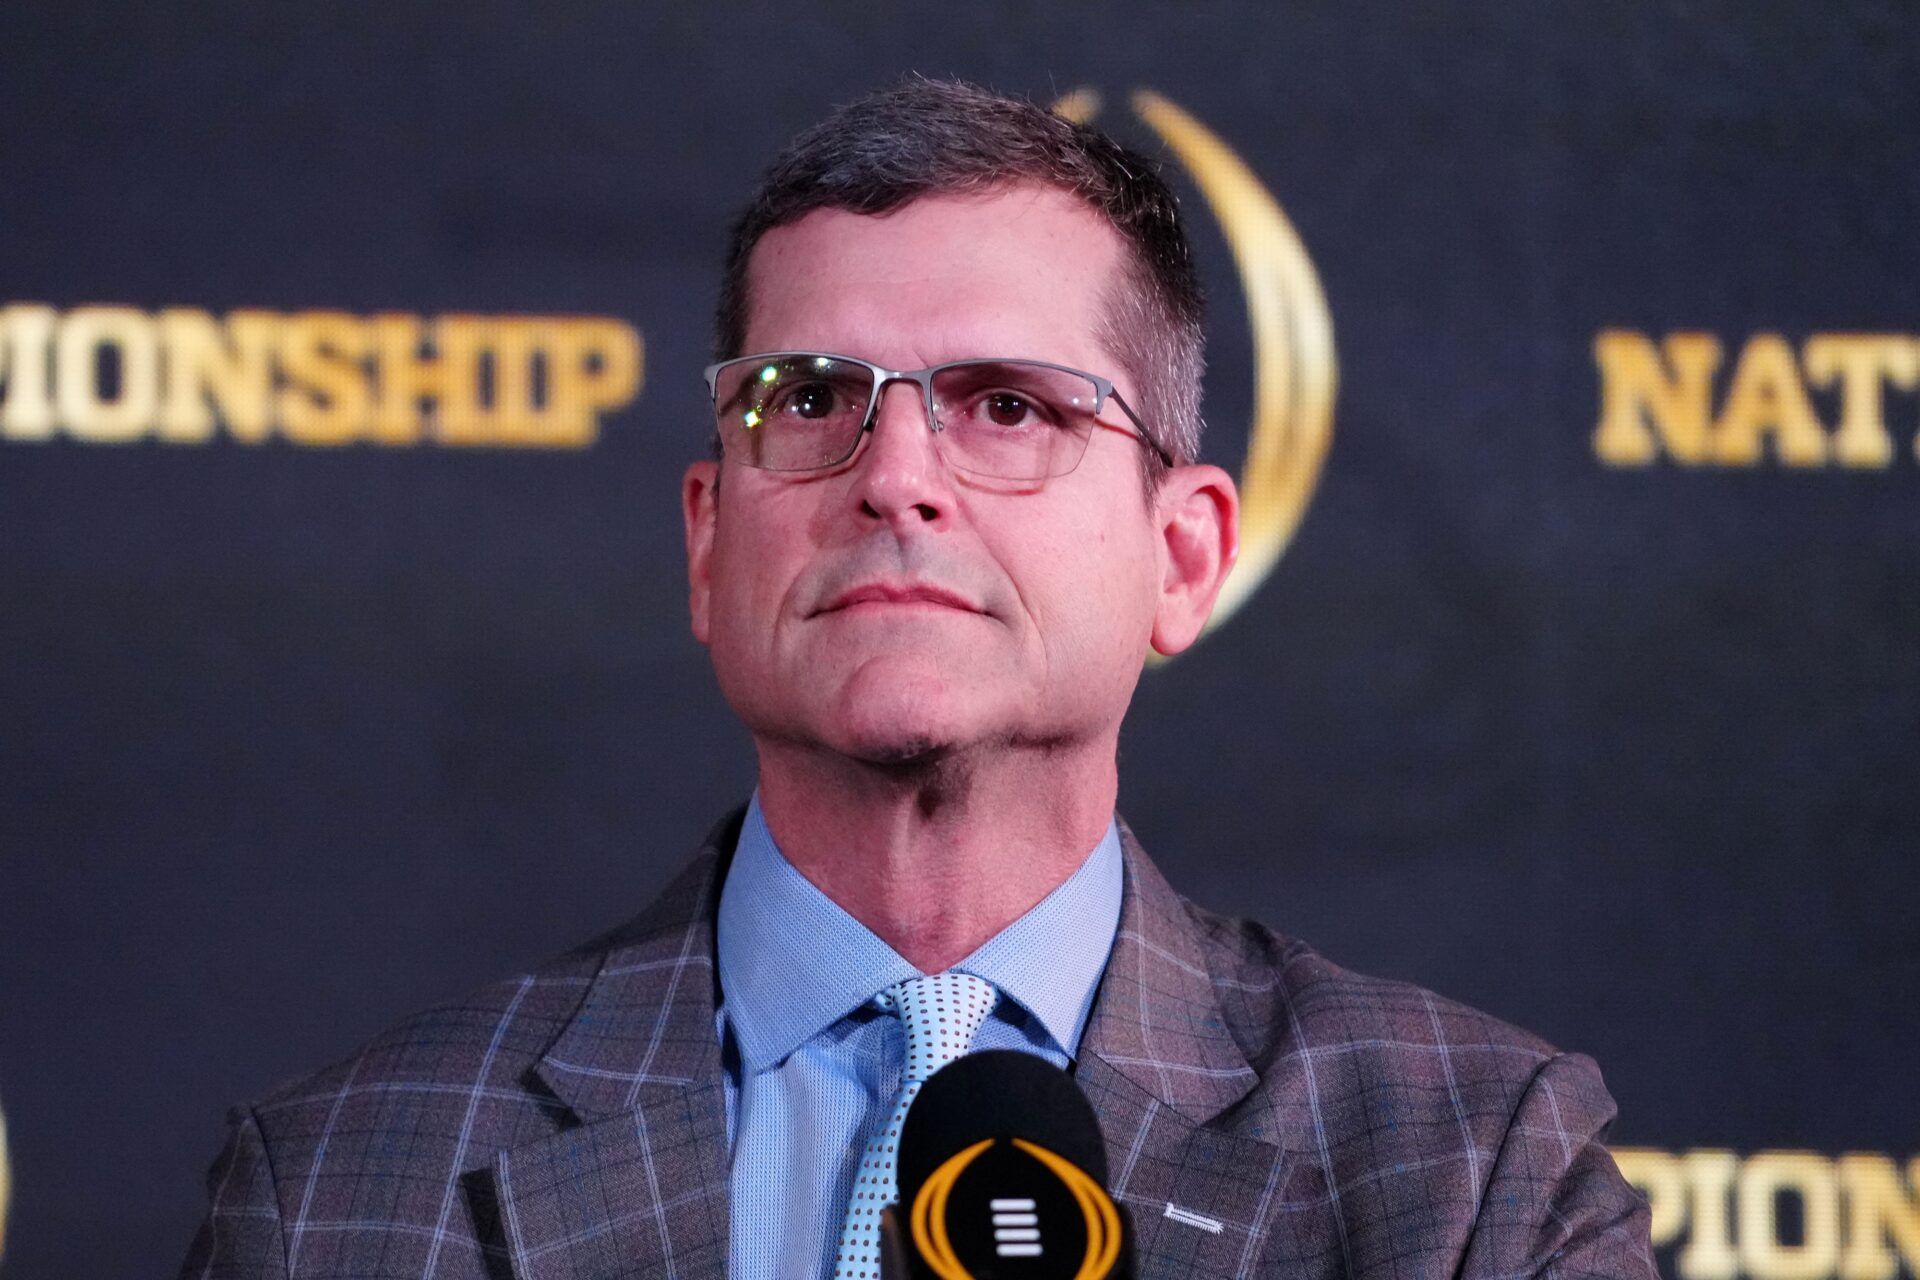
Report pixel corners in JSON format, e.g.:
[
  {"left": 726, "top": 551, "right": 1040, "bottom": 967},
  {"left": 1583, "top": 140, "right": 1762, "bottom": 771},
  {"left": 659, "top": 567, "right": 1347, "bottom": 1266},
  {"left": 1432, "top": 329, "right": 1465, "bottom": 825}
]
[{"left": 1, "top": 3, "right": 1915, "bottom": 1276}]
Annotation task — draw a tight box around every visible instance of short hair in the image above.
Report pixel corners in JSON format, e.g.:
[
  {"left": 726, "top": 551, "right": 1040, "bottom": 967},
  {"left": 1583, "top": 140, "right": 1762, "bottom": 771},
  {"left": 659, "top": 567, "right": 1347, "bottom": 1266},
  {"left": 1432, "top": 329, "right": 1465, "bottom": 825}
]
[{"left": 714, "top": 77, "right": 1206, "bottom": 485}]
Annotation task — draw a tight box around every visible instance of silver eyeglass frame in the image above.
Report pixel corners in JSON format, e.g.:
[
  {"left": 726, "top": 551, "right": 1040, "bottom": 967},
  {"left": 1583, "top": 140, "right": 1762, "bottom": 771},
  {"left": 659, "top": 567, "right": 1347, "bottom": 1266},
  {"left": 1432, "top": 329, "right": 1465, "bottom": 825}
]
[{"left": 702, "top": 351, "right": 1174, "bottom": 476}]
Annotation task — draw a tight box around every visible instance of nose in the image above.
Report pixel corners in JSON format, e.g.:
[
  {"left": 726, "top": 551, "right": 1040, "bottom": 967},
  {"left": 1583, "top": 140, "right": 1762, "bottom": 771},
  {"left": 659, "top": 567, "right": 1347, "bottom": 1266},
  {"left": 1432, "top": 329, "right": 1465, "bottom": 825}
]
[{"left": 852, "top": 377, "right": 954, "bottom": 528}]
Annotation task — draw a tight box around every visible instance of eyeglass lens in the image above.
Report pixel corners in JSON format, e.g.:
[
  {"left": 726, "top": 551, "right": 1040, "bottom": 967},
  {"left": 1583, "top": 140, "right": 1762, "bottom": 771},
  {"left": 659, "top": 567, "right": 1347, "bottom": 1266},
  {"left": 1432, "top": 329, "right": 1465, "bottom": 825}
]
[{"left": 711, "top": 356, "right": 1105, "bottom": 479}]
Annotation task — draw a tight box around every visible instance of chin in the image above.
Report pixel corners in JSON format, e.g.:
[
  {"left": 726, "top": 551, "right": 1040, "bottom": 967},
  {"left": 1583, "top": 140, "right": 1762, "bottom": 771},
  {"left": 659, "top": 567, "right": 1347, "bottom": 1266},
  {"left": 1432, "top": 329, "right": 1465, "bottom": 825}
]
[
  {"left": 821, "top": 659, "right": 980, "bottom": 763},
  {"left": 836, "top": 732, "right": 951, "bottom": 768}
]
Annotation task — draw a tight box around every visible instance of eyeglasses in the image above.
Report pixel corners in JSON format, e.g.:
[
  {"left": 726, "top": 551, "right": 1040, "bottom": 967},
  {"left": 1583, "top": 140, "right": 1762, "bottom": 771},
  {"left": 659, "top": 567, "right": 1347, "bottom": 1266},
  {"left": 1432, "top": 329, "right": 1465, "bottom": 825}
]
[{"left": 703, "top": 352, "right": 1171, "bottom": 481}]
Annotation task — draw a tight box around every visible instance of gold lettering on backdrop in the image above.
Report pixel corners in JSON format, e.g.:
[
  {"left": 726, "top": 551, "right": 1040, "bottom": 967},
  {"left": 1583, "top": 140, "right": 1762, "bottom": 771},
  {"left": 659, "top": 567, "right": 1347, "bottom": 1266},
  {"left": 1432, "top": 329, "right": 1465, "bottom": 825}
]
[
  {"left": 1739, "top": 1153, "right": 1843, "bottom": 1280},
  {"left": 1714, "top": 337, "right": 1828, "bottom": 467},
  {"left": 158, "top": 308, "right": 280, "bottom": 443},
  {"left": 1615, "top": 1149, "right": 1920, "bottom": 1280},
  {"left": 0, "top": 304, "right": 58, "bottom": 438},
  {"left": 1595, "top": 330, "right": 1920, "bottom": 467},
  {"left": 1839, "top": 1157, "right": 1920, "bottom": 1280},
  {"left": 56, "top": 306, "right": 160, "bottom": 443},
  {"left": 1686, "top": 1150, "right": 1744, "bottom": 1280},
  {"left": 372, "top": 313, "right": 466, "bottom": 444},
  {"left": 0, "top": 305, "right": 644, "bottom": 448},
  {"left": 1802, "top": 336, "right": 1917, "bottom": 467},
  {"left": 544, "top": 318, "right": 644, "bottom": 446},
  {"left": 279, "top": 311, "right": 374, "bottom": 446},
  {"left": 1594, "top": 331, "right": 1721, "bottom": 465}
]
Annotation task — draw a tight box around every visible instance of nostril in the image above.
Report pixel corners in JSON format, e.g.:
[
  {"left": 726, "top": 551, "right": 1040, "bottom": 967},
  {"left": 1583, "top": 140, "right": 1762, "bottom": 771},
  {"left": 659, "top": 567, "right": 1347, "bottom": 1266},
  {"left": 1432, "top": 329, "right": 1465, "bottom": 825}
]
[{"left": 858, "top": 498, "right": 938, "bottom": 522}]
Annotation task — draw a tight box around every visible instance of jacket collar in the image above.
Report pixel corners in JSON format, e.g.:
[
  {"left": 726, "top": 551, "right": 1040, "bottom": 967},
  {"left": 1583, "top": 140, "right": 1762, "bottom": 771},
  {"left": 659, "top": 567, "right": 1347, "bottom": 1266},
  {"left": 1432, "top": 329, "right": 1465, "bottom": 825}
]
[
  {"left": 527, "top": 809, "right": 738, "bottom": 1121},
  {"left": 529, "top": 808, "right": 1260, "bottom": 1126},
  {"left": 486, "top": 812, "right": 741, "bottom": 1280},
  {"left": 488, "top": 808, "right": 1281, "bottom": 1279},
  {"left": 1075, "top": 819, "right": 1263, "bottom": 1121}
]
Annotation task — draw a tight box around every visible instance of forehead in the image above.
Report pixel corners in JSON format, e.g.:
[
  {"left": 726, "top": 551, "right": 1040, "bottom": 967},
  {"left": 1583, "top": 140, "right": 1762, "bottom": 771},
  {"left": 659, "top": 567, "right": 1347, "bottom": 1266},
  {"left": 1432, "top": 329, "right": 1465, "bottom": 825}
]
[{"left": 740, "top": 184, "right": 1129, "bottom": 376}]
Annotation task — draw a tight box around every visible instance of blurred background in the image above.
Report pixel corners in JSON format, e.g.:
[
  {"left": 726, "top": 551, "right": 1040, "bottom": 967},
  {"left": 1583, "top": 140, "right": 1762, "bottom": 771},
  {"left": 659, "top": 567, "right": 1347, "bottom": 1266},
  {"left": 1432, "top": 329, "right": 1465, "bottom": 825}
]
[{"left": 1, "top": 2, "right": 1915, "bottom": 1275}]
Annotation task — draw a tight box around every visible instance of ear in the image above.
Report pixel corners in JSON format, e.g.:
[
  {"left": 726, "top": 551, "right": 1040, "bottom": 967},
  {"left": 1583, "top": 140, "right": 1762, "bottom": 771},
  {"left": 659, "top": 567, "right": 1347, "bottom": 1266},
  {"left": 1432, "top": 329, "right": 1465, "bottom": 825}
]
[
  {"left": 682, "top": 460, "right": 720, "bottom": 645},
  {"left": 1149, "top": 463, "right": 1240, "bottom": 656}
]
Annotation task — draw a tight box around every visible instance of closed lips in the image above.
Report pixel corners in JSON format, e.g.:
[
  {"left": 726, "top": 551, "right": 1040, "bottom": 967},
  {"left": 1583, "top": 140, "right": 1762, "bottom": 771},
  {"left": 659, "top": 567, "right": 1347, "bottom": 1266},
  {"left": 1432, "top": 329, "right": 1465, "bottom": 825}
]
[{"left": 818, "top": 583, "right": 982, "bottom": 613}]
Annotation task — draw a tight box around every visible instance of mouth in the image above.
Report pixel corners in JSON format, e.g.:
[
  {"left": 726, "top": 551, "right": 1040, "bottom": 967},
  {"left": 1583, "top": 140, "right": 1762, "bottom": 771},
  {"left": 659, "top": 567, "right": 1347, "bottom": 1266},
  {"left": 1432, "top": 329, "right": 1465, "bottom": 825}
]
[{"left": 816, "top": 581, "right": 984, "bottom": 616}]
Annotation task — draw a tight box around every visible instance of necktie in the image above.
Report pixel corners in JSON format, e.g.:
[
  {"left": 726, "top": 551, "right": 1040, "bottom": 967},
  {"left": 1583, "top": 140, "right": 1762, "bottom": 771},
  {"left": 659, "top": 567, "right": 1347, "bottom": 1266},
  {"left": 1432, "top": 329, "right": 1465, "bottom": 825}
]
[{"left": 831, "top": 971, "right": 1000, "bottom": 1280}]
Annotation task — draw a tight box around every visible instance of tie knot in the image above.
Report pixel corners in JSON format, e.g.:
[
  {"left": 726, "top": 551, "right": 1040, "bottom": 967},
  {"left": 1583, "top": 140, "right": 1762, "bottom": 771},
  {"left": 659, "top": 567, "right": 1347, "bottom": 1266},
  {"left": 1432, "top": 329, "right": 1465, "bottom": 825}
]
[{"left": 875, "top": 971, "right": 998, "bottom": 1084}]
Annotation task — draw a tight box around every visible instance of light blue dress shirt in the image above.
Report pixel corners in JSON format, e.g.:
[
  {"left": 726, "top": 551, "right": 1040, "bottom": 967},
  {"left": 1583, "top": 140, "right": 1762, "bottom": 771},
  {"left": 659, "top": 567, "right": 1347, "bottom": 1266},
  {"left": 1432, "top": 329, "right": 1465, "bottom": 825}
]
[{"left": 715, "top": 794, "right": 1125, "bottom": 1280}]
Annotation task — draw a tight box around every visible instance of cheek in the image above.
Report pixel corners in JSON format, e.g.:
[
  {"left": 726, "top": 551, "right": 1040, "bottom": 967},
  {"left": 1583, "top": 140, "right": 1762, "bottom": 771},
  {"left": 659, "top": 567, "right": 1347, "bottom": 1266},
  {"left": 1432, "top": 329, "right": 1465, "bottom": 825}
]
[
  {"left": 706, "top": 505, "right": 798, "bottom": 648},
  {"left": 704, "top": 531, "right": 801, "bottom": 719},
  {"left": 1003, "top": 509, "right": 1159, "bottom": 652}
]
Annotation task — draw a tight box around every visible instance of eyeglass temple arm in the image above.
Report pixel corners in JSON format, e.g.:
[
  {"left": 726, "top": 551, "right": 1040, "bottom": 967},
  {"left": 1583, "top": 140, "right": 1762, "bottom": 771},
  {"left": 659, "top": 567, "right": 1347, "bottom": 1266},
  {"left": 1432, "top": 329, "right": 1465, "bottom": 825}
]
[{"left": 1104, "top": 387, "right": 1176, "bottom": 466}]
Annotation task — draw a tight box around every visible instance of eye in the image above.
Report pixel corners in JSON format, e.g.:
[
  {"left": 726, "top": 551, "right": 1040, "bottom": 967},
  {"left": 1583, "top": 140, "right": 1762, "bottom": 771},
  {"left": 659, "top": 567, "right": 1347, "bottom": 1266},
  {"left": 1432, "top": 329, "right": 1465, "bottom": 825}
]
[
  {"left": 979, "top": 390, "right": 1044, "bottom": 428},
  {"left": 778, "top": 380, "right": 838, "bottom": 419}
]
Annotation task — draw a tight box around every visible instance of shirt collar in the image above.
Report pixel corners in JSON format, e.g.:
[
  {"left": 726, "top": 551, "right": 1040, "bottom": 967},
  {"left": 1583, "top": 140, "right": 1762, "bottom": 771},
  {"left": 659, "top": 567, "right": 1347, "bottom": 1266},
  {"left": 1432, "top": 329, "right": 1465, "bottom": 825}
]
[
  {"left": 952, "top": 819, "right": 1121, "bottom": 1060},
  {"left": 715, "top": 793, "right": 1123, "bottom": 1076}
]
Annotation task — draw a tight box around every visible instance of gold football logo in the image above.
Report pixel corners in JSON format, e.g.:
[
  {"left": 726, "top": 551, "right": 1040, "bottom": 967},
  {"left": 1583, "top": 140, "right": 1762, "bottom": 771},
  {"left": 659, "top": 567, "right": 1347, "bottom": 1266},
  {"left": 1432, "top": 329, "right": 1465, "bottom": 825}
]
[
  {"left": 1059, "top": 89, "right": 1337, "bottom": 645},
  {"left": 909, "top": 1136, "right": 1124, "bottom": 1280}
]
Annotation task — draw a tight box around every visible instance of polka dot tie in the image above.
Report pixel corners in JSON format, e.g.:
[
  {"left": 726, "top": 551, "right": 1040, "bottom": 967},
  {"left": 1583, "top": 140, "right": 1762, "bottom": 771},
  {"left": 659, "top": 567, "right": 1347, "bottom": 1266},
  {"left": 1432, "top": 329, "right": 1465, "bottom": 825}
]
[{"left": 831, "top": 971, "right": 1000, "bottom": 1280}]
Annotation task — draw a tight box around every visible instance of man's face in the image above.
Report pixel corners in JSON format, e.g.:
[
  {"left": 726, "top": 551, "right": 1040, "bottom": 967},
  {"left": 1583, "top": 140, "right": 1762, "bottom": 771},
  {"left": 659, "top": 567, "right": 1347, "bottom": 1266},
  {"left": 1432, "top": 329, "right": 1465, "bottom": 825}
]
[{"left": 683, "top": 185, "right": 1173, "bottom": 766}]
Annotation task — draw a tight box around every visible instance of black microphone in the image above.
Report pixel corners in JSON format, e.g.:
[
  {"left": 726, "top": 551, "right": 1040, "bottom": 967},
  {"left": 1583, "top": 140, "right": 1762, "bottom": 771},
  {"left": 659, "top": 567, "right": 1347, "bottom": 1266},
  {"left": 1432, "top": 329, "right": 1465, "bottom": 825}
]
[{"left": 889, "top": 1050, "right": 1134, "bottom": 1279}]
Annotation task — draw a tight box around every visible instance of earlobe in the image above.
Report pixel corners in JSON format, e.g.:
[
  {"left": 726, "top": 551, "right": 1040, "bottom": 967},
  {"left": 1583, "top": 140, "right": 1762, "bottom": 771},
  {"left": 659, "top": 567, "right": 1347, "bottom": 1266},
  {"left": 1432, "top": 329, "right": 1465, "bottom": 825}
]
[
  {"left": 682, "top": 460, "right": 720, "bottom": 645},
  {"left": 1149, "top": 464, "right": 1240, "bottom": 656}
]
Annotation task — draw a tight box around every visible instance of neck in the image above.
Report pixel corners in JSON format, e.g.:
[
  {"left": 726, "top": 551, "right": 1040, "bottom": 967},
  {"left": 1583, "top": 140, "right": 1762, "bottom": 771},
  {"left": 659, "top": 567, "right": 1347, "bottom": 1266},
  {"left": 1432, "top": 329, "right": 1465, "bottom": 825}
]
[{"left": 752, "top": 737, "right": 1118, "bottom": 972}]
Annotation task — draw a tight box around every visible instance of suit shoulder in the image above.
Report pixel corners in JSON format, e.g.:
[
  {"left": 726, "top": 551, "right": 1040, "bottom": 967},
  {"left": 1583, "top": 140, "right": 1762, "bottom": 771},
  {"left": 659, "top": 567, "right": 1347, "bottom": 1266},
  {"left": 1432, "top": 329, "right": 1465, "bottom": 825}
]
[
  {"left": 1178, "top": 898, "right": 1562, "bottom": 1087},
  {"left": 196, "top": 947, "right": 612, "bottom": 1251},
  {"left": 248, "top": 945, "right": 601, "bottom": 1121}
]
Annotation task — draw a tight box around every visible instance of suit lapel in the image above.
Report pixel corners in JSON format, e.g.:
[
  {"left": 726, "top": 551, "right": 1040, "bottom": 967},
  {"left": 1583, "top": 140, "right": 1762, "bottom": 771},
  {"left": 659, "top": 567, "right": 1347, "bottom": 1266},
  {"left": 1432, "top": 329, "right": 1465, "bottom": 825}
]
[
  {"left": 1077, "top": 823, "right": 1293, "bottom": 1278},
  {"left": 486, "top": 812, "right": 742, "bottom": 1280},
  {"left": 488, "top": 1079, "right": 730, "bottom": 1280},
  {"left": 477, "top": 811, "right": 1295, "bottom": 1278}
]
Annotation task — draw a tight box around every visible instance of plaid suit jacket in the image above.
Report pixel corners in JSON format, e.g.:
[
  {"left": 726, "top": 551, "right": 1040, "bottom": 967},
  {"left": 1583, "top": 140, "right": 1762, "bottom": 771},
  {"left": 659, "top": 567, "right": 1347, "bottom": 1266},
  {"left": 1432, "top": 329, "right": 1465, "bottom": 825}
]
[{"left": 180, "top": 810, "right": 1656, "bottom": 1279}]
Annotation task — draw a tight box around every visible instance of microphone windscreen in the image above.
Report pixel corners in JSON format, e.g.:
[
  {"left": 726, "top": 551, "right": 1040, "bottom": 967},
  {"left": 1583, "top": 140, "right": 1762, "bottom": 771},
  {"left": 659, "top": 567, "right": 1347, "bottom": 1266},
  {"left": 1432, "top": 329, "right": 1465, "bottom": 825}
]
[{"left": 897, "top": 1049, "right": 1110, "bottom": 1201}]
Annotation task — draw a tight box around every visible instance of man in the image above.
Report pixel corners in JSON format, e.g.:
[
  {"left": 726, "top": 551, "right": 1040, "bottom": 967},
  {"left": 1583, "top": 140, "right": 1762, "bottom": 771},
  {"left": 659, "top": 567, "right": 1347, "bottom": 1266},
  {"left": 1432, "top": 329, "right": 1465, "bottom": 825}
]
[{"left": 180, "top": 79, "right": 1655, "bottom": 1280}]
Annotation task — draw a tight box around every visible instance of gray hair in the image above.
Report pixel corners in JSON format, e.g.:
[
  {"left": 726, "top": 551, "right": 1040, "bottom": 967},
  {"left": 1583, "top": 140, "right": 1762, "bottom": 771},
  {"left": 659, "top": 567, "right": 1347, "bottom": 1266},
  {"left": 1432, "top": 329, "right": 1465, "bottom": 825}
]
[{"left": 714, "top": 77, "right": 1206, "bottom": 486}]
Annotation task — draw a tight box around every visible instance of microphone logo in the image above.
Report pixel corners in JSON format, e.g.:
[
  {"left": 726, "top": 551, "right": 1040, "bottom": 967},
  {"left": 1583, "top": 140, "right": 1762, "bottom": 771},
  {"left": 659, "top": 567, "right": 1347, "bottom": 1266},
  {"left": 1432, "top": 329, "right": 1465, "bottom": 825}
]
[
  {"left": 991, "top": 1197, "right": 1041, "bottom": 1257},
  {"left": 908, "top": 1136, "right": 1124, "bottom": 1280}
]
